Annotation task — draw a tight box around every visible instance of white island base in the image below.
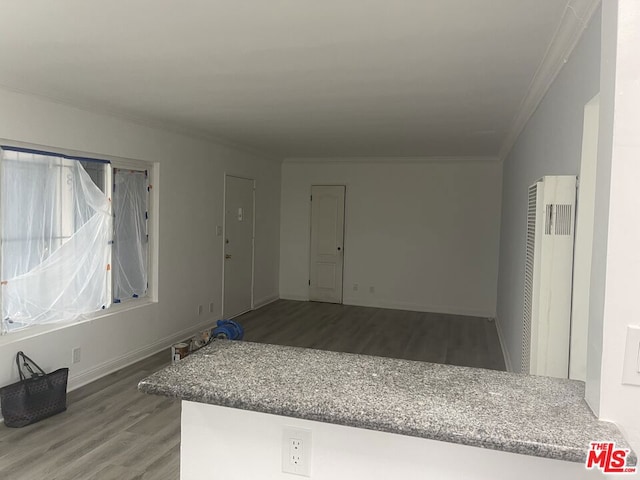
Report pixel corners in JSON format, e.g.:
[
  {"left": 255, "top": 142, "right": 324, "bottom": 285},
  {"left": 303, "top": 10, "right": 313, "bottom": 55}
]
[{"left": 181, "top": 401, "right": 604, "bottom": 480}]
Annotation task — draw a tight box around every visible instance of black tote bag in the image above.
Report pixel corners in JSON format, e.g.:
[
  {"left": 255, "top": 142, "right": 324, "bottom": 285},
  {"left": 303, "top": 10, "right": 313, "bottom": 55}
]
[{"left": 0, "top": 351, "right": 69, "bottom": 428}]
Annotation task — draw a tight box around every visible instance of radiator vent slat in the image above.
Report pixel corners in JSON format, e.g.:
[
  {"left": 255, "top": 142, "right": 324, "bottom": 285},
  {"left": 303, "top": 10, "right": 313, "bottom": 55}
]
[
  {"left": 544, "top": 204, "right": 553, "bottom": 235},
  {"left": 555, "top": 204, "right": 573, "bottom": 236},
  {"left": 522, "top": 183, "right": 537, "bottom": 374}
]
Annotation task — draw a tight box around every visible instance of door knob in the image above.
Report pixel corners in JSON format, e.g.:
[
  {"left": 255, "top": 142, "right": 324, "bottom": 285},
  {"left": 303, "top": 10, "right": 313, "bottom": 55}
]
[
  {"left": 225, "top": 254, "right": 232, "bottom": 259},
  {"left": 337, "top": 246, "right": 342, "bottom": 251}
]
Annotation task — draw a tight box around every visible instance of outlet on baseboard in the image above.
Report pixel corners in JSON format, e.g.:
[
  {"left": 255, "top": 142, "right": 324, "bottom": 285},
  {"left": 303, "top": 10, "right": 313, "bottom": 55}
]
[{"left": 72, "top": 347, "right": 81, "bottom": 364}]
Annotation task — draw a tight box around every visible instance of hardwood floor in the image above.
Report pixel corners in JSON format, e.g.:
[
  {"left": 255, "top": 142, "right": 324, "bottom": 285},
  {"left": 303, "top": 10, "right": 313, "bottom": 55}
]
[
  {"left": 238, "top": 300, "right": 506, "bottom": 371},
  {"left": 0, "top": 351, "right": 180, "bottom": 480},
  {"left": 0, "top": 300, "right": 504, "bottom": 479}
]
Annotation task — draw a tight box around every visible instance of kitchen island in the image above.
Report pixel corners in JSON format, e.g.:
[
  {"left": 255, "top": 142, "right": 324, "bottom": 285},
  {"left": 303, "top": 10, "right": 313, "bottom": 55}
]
[{"left": 139, "top": 340, "right": 635, "bottom": 479}]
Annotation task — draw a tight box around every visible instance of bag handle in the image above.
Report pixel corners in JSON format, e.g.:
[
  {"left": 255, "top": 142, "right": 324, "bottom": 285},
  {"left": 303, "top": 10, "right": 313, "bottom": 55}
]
[{"left": 16, "top": 351, "right": 47, "bottom": 381}]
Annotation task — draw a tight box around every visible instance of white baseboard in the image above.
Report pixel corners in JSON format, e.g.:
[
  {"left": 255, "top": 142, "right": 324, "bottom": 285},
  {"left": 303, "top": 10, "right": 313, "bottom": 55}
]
[
  {"left": 494, "top": 315, "right": 513, "bottom": 373},
  {"left": 279, "top": 294, "right": 493, "bottom": 318},
  {"left": 253, "top": 294, "right": 280, "bottom": 309},
  {"left": 67, "top": 317, "right": 219, "bottom": 392},
  {"left": 279, "top": 293, "right": 309, "bottom": 302},
  {"left": 342, "top": 297, "right": 494, "bottom": 319}
]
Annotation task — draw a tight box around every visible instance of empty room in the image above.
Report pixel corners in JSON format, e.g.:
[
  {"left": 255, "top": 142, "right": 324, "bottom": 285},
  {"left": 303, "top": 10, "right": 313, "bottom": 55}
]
[{"left": 0, "top": 1, "right": 639, "bottom": 479}]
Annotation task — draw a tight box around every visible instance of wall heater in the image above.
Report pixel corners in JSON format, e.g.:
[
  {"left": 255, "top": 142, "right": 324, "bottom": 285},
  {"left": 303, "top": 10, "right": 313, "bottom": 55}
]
[{"left": 522, "top": 175, "right": 577, "bottom": 378}]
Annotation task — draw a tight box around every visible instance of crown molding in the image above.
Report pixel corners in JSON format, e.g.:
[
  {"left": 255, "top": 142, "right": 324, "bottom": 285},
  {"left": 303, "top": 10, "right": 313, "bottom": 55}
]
[
  {"left": 498, "top": 0, "right": 601, "bottom": 162},
  {"left": 282, "top": 156, "right": 500, "bottom": 165}
]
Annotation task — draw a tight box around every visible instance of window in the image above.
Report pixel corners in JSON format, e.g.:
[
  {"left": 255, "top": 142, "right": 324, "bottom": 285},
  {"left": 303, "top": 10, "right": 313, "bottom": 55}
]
[
  {"left": 0, "top": 147, "right": 152, "bottom": 333},
  {"left": 112, "top": 168, "right": 149, "bottom": 303}
]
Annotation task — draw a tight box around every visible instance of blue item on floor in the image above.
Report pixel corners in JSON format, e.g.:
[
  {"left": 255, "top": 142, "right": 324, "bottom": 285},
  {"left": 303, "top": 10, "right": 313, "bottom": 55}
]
[{"left": 212, "top": 319, "right": 244, "bottom": 340}]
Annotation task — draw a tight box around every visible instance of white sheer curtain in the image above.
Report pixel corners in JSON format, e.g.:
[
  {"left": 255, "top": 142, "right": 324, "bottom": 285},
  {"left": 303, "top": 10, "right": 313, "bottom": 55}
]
[
  {"left": 1, "top": 148, "right": 112, "bottom": 332},
  {"left": 112, "top": 168, "right": 148, "bottom": 302}
]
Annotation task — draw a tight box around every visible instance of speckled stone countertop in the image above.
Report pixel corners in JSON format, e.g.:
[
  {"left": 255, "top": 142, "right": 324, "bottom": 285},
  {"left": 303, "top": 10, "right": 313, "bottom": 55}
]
[{"left": 139, "top": 340, "right": 636, "bottom": 464}]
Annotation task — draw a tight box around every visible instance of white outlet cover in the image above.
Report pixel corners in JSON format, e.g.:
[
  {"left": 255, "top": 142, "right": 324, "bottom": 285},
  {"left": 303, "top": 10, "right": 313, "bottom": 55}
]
[
  {"left": 622, "top": 325, "right": 640, "bottom": 386},
  {"left": 282, "top": 427, "right": 312, "bottom": 477}
]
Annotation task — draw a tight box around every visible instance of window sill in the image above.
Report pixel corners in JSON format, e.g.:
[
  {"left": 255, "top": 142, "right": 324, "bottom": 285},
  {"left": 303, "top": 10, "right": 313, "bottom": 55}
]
[{"left": 0, "top": 298, "right": 156, "bottom": 346}]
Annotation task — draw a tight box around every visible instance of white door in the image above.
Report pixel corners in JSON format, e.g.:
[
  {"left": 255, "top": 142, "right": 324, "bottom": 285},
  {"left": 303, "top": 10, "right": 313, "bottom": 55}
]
[
  {"left": 309, "top": 185, "right": 345, "bottom": 303},
  {"left": 223, "top": 176, "right": 254, "bottom": 318}
]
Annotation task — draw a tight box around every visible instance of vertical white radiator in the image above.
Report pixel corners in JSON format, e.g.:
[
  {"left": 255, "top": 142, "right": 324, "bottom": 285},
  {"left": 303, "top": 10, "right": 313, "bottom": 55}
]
[{"left": 522, "top": 176, "right": 577, "bottom": 378}]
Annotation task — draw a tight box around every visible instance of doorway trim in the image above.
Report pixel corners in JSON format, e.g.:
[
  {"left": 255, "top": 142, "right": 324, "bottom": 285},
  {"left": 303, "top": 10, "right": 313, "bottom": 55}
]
[
  {"left": 569, "top": 93, "right": 600, "bottom": 381},
  {"left": 221, "top": 173, "right": 256, "bottom": 318}
]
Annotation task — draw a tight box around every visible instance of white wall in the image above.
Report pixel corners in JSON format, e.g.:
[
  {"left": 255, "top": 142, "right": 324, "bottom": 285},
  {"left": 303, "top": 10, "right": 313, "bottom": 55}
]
[
  {"left": 280, "top": 158, "right": 502, "bottom": 318},
  {"left": 496, "top": 12, "right": 601, "bottom": 372},
  {"left": 0, "top": 88, "right": 280, "bottom": 390},
  {"left": 588, "top": 0, "right": 640, "bottom": 454},
  {"left": 181, "top": 401, "right": 603, "bottom": 480}
]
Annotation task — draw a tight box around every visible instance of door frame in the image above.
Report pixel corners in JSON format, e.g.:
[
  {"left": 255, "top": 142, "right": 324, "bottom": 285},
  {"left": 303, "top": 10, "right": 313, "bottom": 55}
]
[
  {"left": 308, "top": 184, "right": 347, "bottom": 304},
  {"left": 221, "top": 174, "right": 256, "bottom": 318},
  {"left": 569, "top": 93, "right": 600, "bottom": 381}
]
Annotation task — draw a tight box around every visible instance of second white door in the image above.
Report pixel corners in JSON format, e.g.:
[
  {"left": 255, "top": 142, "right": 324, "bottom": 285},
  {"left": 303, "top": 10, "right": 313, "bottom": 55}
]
[
  {"left": 309, "top": 185, "right": 345, "bottom": 304},
  {"left": 223, "top": 175, "right": 254, "bottom": 318}
]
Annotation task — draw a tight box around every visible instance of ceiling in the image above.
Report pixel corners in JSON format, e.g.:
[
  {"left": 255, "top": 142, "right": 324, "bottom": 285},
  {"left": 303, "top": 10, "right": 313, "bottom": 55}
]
[{"left": 0, "top": 1, "right": 571, "bottom": 158}]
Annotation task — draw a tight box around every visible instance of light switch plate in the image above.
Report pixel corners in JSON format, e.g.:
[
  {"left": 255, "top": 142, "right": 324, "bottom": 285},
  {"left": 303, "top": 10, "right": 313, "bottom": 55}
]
[{"left": 621, "top": 325, "right": 640, "bottom": 386}]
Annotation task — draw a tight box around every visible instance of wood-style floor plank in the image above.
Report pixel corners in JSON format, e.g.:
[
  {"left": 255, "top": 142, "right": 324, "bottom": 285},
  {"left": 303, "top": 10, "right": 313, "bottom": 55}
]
[
  {"left": 0, "top": 350, "right": 179, "bottom": 480},
  {"left": 0, "top": 299, "right": 504, "bottom": 479},
  {"left": 239, "top": 300, "right": 505, "bottom": 370}
]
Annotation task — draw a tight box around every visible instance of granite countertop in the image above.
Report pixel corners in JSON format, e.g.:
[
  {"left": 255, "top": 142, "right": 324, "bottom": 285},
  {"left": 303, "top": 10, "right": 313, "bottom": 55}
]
[{"left": 138, "top": 340, "right": 636, "bottom": 464}]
